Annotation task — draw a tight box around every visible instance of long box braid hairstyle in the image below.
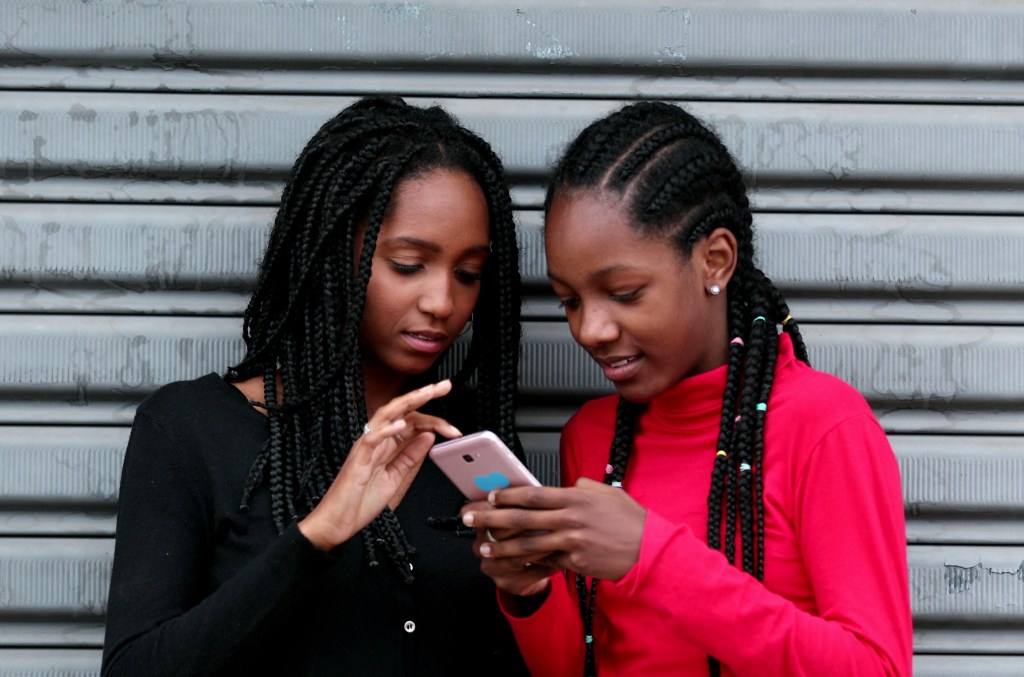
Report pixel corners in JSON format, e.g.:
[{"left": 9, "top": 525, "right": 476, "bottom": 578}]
[
  {"left": 229, "top": 96, "right": 521, "bottom": 583},
  {"left": 545, "top": 101, "right": 810, "bottom": 676}
]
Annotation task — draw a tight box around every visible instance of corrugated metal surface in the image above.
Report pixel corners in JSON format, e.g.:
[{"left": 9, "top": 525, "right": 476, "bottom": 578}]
[{"left": 1, "top": 1, "right": 1021, "bottom": 673}]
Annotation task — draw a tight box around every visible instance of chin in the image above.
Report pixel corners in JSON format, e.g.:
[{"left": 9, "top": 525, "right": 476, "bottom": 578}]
[{"left": 613, "top": 383, "right": 659, "bottom": 404}]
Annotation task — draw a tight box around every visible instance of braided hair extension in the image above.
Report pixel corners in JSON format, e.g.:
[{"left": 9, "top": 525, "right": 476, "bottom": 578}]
[
  {"left": 229, "top": 96, "right": 521, "bottom": 583},
  {"left": 546, "top": 101, "right": 810, "bottom": 675}
]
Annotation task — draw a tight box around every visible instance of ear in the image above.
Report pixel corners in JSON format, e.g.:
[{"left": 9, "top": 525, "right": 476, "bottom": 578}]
[{"left": 698, "top": 227, "right": 738, "bottom": 290}]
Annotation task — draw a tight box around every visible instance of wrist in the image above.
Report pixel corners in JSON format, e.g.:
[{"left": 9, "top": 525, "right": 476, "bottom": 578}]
[
  {"left": 297, "top": 512, "right": 352, "bottom": 551},
  {"left": 499, "top": 578, "right": 552, "bottom": 618}
]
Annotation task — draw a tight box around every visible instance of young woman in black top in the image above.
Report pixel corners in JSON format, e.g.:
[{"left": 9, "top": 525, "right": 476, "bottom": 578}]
[{"left": 102, "top": 96, "right": 527, "bottom": 676}]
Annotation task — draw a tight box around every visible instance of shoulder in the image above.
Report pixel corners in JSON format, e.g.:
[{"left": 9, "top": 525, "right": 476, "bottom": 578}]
[
  {"left": 563, "top": 393, "right": 619, "bottom": 455},
  {"left": 768, "top": 358, "right": 893, "bottom": 476},
  {"left": 565, "top": 393, "right": 619, "bottom": 438},
  {"left": 771, "top": 358, "right": 876, "bottom": 432},
  {"left": 136, "top": 372, "right": 238, "bottom": 425},
  {"left": 131, "top": 372, "right": 259, "bottom": 459}
]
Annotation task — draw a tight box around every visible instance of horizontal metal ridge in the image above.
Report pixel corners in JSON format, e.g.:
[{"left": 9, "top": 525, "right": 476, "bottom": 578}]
[
  {"left": 8, "top": 67, "right": 1024, "bottom": 105},
  {"left": 5, "top": 430, "right": 1024, "bottom": 540},
  {"left": 3, "top": 1, "right": 1023, "bottom": 73},
  {"left": 913, "top": 655, "right": 1024, "bottom": 675},
  {"left": 0, "top": 648, "right": 101, "bottom": 671},
  {"left": 1, "top": 540, "right": 1021, "bottom": 643},
  {"left": 4, "top": 95, "right": 1024, "bottom": 185},
  {"left": 7, "top": 181, "right": 1024, "bottom": 217},
  {"left": 3, "top": 205, "right": 1020, "bottom": 321},
  {"left": 0, "top": 317, "right": 1020, "bottom": 420}
]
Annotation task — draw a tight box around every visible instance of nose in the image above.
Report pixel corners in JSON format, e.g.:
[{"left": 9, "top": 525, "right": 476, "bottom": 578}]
[
  {"left": 417, "top": 271, "right": 454, "bottom": 320},
  {"left": 573, "top": 303, "right": 619, "bottom": 350}
]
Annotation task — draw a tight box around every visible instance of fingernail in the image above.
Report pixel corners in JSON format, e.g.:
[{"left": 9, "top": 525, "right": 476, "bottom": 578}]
[
  {"left": 462, "top": 512, "right": 474, "bottom": 527},
  {"left": 480, "top": 543, "right": 492, "bottom": 557},
  {"left": 488, "top": 491, "right": 497, "bottom": 505}
]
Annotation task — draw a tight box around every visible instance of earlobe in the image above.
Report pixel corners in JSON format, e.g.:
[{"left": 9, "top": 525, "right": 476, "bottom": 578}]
[{"left": 703, "top": 227, "right": 738, "bottom": 291}]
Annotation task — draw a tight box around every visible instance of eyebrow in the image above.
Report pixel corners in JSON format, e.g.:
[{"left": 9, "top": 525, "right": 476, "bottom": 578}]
[
  {"left": 383, "top": 236, "right": 490, "bottom": 255},
  {"left": 548, "top": 263, "right": 637, "bottom": 284}
]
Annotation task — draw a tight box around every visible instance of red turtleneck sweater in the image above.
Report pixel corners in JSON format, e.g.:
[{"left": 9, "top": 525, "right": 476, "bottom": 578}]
[{"left": 503, "top": 334, "right": 912, "bottom": 676}]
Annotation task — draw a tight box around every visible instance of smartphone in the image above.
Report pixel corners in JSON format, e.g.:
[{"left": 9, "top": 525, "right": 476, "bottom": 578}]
[{"left": 429, "top": 430, "right": 541, "bottom": 501}]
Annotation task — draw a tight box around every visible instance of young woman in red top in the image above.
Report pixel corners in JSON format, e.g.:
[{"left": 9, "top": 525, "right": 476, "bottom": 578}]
[{"left": 462, "top": 102, "right": 912, "bottom": 676}]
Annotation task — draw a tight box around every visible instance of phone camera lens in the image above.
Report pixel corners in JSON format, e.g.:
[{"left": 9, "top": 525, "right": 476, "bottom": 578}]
[{"left": 462, "top": 454, "right": 474, "bottom": 463}]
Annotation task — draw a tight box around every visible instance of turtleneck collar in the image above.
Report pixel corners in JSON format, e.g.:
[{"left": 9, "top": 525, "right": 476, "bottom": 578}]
[{"left": 640, "top": 333, "right": 797, "bottom": 434}]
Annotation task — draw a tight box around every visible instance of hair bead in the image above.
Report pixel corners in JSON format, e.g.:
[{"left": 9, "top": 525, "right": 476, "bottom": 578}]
[
  {"left": 782, "top": 314, "right": 793, "bottom": 326},
  {"left": 730, "top": 336, "right": 745, "bottom": 346},
  {"left": 716, "top": 449, "right": 728, "bottom": 458},
  {"left": 753, "top": 315, "right": 767, "bottom": 324},
  {"left": 739, "top": 462, "right": 752, "bottom": 472},
  {"left": 756, "top": 403, "right": 767, "bottom": 412}
]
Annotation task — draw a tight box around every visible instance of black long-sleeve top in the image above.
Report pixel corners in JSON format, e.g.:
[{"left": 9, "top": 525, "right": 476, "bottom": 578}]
[{"left": 102, "top": 373, "right": 527, "bottom": 676}]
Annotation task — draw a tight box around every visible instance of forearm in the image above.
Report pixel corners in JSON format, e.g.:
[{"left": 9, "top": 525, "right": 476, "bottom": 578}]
[
  {"left": 616, "top": 511, "right": 908, "bottom": 676},
  {"left": 103, "top": 523, "right": 333, "bottom": 676},
  {"left": 499, "top": 573, "right": 584, "bottom": 677}
]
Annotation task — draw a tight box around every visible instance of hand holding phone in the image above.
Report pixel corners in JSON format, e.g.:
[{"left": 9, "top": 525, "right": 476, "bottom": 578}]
[{"left": 429, "top": 431, "right": 541, "bottom": 501}]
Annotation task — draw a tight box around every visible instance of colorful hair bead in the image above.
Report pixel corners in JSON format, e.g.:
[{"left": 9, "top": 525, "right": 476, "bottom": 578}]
[
  {"left": 605, "top": 464, "right": 614, "bottom": 475},
  {"left": 716, "top": 449, "right": 728, "bottom": 458},
  {"left": 739, "top": 462, "right": 752, "bottom": 472},
  {"left": 782, "top": 314, "right": 793, "bottom": 326},
  {"left": 734, "top": 415, "right": 742, "bottom": 423},
  {"left": 730, "top": 336, "right": 745, "bottom": 346},
  {"left": 753, "top": 315, "right": 766, "bottom": 324},
  {"left": 611, "top": 480, "right": 623, "bottom": 488},
  {"left": 585, "top": 635, "right": 593, "bottom": 644},
  {"left": 756, "top": 402, "right": 767, "bottom": 412}
]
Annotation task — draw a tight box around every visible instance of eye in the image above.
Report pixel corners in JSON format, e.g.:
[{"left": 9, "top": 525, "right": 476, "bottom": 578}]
[
  {"left": 610, "top": 288, "right": 641, "bottom": 303},
  {"left": 557, "top": 296, "right": 580, "bottom": 311},
  {"left": 389, "top": 261, "right": 422, "bottom": 274},
  {"left": 455, "top": 268, "right": 483, "bottom": 284}
]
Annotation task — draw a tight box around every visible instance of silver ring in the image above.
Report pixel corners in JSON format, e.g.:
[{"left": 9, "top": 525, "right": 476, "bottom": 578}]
[
  {"left": 362, "top": 422, "right": 372, "bottom": 436},
  {"left": 485, "top": 528, "right": 498, "bottom": 543}
]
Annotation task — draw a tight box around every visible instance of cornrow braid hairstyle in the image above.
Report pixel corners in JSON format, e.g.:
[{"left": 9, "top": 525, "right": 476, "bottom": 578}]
[
  {"left": 546, "top": 101, "right": 809, "bottom": 676},
  {"left": 230, "top": 96, "right": 521, "bottom": 583}
]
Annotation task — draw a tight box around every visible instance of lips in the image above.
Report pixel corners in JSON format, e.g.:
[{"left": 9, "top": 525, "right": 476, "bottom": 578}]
[
  {"left": 596, "top": 353, "right": 643, "bottom": 382},
  {"left": 401, "top": 330, "right": 449, "bottom": 355}
]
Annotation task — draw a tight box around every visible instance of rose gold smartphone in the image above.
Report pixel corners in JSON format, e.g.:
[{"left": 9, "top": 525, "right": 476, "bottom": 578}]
[{"left": 429, "top": 431, "right": 541, "bottom": 501}]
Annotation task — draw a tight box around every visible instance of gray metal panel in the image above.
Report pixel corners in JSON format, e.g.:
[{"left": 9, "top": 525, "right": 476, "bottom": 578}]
[
  {"left": 5, "top": 537, "right": 1024, "bottom": 653},
  {"left": 520, "top": 211, "right": 1024, "bottom": 324},
  {"left": 9, "top": 66, "right": 1024, "bottom": 106},
  {"left": 2, "top": 318, "right": 1022, "bottom": 433},
  {"left": 1, "top": 0, "right": 1021, "bottom": 667},
  {"left": 910, "top": 545, "right": 1024, "bottom": 625},
  {"left": 0, "top": 538, "right": 110, "bottom": 618},
  {"left": 914, "top": 655, "right": 1024, "bottom": 676},
  {"left": 0, "top": 203, "right": 267, "bottom": 291},
  {"left": 0, "top": 649, "right": 101, "bottom": 674},
  {"left": 0, "top": 426, "right": 123, "bottom": 537},
  {"left": 5, "top": 95, "right": 1024, "bottom": 200},
  {"left": 5, "top": 429, "right": 1023, "bottom": 544},
  {"left": 0, "top": 426, "right": 125, "bottom": 504},
  {"left": 3, "top": 1, "right": 1024, "bottom": 72},
  {"left": 4, "top": 204, "right": 1023, "bottom": 324}
]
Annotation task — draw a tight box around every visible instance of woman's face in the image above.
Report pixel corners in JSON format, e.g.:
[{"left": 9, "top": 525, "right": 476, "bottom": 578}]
[
  {"left": 545, "top": 189, "right": 731, "bottom": 403},
  {"left": 359, "top": 169, "right": 490, "bottom": 392}
]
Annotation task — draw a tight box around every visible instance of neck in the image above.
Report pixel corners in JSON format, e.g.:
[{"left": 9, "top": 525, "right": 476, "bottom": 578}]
[{"left": 361, "top": 361, "right": 407, "bottom": 416}]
